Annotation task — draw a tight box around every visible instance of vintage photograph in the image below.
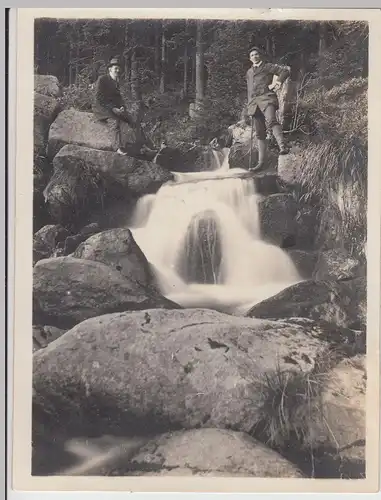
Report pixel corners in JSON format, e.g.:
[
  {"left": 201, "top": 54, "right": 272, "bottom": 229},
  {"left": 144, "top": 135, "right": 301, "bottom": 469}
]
[{"left": 30, "top": 13, "right": 368, "bottom": 481}]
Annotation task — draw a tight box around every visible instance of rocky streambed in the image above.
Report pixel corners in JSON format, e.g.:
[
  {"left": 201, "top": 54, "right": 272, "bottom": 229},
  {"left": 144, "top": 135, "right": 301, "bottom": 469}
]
[{"left": 32, "top": 74, "right": 367, "bottom": 479}]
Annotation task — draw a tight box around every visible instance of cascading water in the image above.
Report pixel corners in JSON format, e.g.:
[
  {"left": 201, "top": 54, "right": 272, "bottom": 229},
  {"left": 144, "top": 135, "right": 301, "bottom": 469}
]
[{"left": 129, "top": 148, "right": 301, "bottom": 314}]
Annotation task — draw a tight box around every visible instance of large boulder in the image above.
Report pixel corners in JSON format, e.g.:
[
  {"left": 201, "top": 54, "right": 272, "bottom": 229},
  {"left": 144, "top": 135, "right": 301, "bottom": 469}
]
[
  {"left": 33, "top": 155, "right": 55, "bottom": 231},
  {"left": 43, "top": 144, "right": 172, "bottom": 226},
  {"left": 294, "top": 202, "right": 320, "bottom": 249},
  {"left": 53, "top": 144, "right": 173, "bottom": 194},
  {"left": 34, "top": 92, "right": 61, "bottom": 156},
  {"left": 47, "top": 109, "right": 147, "bottom": 159},
  {"left": 72, "top": 228, "right": 154, "bottom": 288},
  {"left": 277, "top": 149, "right": 303, "bottom": 186},
  {"left": 35, "top": 429, "right": 303, "bottom": 477},
  {"left": 57, "top": 223, "right": 101, "bottom": 256},
  {"left": 33, "top": 308, "right": 348, "bottom": 439},
  {"left": 61, "top": 429, "right": 303, "bottom": 477},
  {"left": 247, "top": 278, "right": 366, "bottom": 331},
  {"left": 127, "top": 429, "right": 304, "bottom": 477},
  {"left": 253, "top": 172, "right": 281, "bottom": 195},
  {"left": 34, "top": 75, "right": 62, "bottom": 98},
  {"left": 33, "top": 325, "right": 66, "bottom": 353},
  {"left": 155, "top": 143, "right": 218, "bottom": 172},
  {"left": 227, "top": 123, "right": 278, "bottom": 171},
  {"left": 286, "top": 249, "right": 319, "bottom": 279},
  {"left": 33, "top": 224, "right": 69, "bottom": 264},
  {"left": 33, "top": 257, "right": 178, "bottom": 329},
  {"left": 258, "top": 193, "right": 298, "bottom": 248},
  {"left": 313, "top": 249, "right": 365, "bottom": 281},
  {"left": 305, "top": 355, "right": 366, "bottom": 479}
]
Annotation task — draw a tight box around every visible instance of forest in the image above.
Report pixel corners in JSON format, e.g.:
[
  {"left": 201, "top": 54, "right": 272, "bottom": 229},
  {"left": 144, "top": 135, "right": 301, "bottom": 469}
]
[
  {"left": 34, "top": 18, "right": 367, "bottom": 133},
  {"left": 32, "top": 16, "right": 369, "bottom": 478},
  {"left": 35, "top": 17, "right": 368, "bottom": 255}
]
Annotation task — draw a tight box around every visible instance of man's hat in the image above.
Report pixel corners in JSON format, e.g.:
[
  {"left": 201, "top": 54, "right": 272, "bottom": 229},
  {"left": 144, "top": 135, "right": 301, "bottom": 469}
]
[
  {"left": 248, "top": 46, "right": 266, "bottom": 57},
  {"left": 107, "top": 57, "right": 121, "bottom": 69}
]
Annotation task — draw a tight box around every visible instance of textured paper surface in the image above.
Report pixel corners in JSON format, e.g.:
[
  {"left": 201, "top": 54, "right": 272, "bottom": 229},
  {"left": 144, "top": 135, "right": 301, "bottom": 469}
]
[{"left": 10, "top": 7, "right": 381, "bottom": 493}]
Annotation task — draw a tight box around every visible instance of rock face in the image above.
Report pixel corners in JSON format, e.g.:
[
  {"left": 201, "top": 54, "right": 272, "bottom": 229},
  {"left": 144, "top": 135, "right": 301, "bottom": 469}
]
[
  {"left": 43, "top": 144, "right": 172, "bottom": 226},
  {"left": 309, "top": 355, "right": 366, "bottom": 478},
  {"left": 287, "top": 249, "right": 319, "bottom": 279},
  {"left": 37, "top": 428, "right": 303, "bottom": 477},
  {"left": 277, "top": 149, "right": 303, "bottom": 186},
  {"left": 33, "top": 224, "right": 69, "bottom": 264},
  {"left": 259, "top": 193, "right": 298, "bottom": 248},
  {"left": 72, "top": 228, "right": 154, "bottom": 287},
  {"left": 295, "top": 203, "right": 319, "bottom": 249},
  {"left": 33, "top": 257, "right": 178, "bottom": 328},
  {"left": 253, "top": 172, "right": 280, "bottom": 195},
  {"left": 53, "top": 144, "right": 173, "bottom": 194},
  {"left": 47, "top": 109, "right": 144, "bottom": 159},
  {"left": 247, "top": 278, "right": 366, "bottom": 331},
  {"left": 109, "top": 429, "right": 304, "bottom": 477},
  {"left": 34, "top": 92, "right": 61, "bottom": 156},
  {"left": 313, "top": 249, "right": 364, "bottom": 281},
  {"left": 155, "top": 143, "right": 217, "bottom": 172},
  {"left": 34, "top": 75, "right": 62, "bottom": 98},
  {"left": 33, "top": 309, "right": 338, "bottom": 439},
  {"left": 227, "top": 124, "right": 278, "bottom": 171},
  {"left": 33, "top": 325, "right": 66, "bottom": 352}
]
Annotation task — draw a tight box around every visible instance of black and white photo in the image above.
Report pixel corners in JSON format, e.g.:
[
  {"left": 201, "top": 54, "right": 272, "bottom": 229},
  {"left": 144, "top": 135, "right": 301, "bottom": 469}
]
[{"left": 10, "top": 8, "right": 381, "bottom": 493}]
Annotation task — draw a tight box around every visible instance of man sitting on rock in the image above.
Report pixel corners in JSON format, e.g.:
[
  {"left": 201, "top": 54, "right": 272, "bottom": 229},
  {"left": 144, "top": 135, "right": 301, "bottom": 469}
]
[
  {"left": 240, "top": 46, "right": 291, "bottom": 172},
  {"left": 92, "top": 57, "right": 139, "bottom": 156}
]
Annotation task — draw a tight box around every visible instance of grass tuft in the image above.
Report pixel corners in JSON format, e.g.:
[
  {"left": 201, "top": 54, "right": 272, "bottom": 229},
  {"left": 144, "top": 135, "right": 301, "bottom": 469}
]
[{"left": 253, "top": 348, "right": 341, "bottom": 451}]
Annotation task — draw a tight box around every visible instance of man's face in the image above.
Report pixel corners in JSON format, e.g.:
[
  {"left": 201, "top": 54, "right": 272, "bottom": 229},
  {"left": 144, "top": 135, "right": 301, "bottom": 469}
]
[
  {"left": 109, "top": 65, "right": 121, "bottom": 81},
  {"left": 249, "top": 50, "right": 262, "bottom": 65}
]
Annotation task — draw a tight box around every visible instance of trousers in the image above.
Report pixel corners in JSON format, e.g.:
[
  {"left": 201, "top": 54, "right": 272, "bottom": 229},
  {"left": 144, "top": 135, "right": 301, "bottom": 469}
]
[
  {"left": 106, "top": 111, "right": 136, "bottom": 151},
  {"left": 252, "top": 104, "right": 280, "bottom": 140}
]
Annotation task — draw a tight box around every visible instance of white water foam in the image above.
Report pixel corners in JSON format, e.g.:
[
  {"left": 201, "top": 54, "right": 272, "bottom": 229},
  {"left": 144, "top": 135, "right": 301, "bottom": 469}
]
[{"left": 129, "top": 150, "right": 301, "bottom": 314}]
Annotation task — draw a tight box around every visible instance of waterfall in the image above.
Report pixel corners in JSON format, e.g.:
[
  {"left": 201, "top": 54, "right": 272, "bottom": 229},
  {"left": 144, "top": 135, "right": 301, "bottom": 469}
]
[{"left": 129, "top": 150, "right": 301, "bottom": 314}]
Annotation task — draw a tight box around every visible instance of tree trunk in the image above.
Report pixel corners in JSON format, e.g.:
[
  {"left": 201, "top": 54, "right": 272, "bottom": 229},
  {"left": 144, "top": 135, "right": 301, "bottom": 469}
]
[
  {"left": 183, "top": 39, "right": 188, "bottom": 97},
  {"left": 319, "top": 22, "right": 329, "bottom": 54},
  {"left": 191, "top": 49, "right": 196, "bottom": 90},
  {"left": 265, "top": 34, "right": 271, "bottom": 56},
  {"left": 155, "top": 23, "right": 161, "bottom": 83},
  {"left": 75, "top": 43, "right": 79, "bottom": 85},
  {"left": 195, "top": 21, "right": 205, "bottom": 105},
  {"left": 123, "top": 24, "right": 130, "bottom": 87},
  {"left": 130, "top": 48, "right": 139, "bottom": 100},
  {"left": 160, "top": 26, "right": 166, "bottom": 93},
  {"left": 130, "top": 47, "right": 143, "bottom": 127},
  {"left": 272, "top": 36, "right": 276, "bottom": 58},
  {"left": 68, "top": 46, "right": 72, "bottom": 86}
]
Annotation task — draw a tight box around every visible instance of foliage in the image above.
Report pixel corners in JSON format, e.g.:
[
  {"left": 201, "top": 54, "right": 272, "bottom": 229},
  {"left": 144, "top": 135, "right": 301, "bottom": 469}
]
[
  {"left": 253, "top": 346, "right": 340, "bottom": 451},
  {"left": 295, "top": 135, "right": 367, "bottom": 257},
  {"left": 36, "top": 18, "right": 368, "bottom": 254}
]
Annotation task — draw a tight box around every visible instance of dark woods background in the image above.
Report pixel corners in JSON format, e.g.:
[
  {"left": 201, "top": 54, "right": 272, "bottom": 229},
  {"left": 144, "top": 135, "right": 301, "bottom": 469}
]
[
  {"left": 34, "top": 18, "right": 368, "bottom": 256},
  {"left": 34, "top": 19, "right": 368, "bottom": 138}
]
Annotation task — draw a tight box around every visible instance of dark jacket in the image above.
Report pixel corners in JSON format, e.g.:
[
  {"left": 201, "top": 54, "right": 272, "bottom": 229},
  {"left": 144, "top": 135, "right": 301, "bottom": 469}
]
[
  {"left": 92, "top": 74, "right": 125, "bottom": 120},
  {"left": 245, "top": 62, "right": 291, "bottom": 116}
]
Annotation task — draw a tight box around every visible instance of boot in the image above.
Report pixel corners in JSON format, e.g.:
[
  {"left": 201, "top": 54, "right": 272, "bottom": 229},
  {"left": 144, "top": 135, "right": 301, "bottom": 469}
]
[
  {"left": 272, "top": 124, "right": 290, "bottom": 155},
  {"left": 249, "top": 139, "right": 267, "bottom": 173}
]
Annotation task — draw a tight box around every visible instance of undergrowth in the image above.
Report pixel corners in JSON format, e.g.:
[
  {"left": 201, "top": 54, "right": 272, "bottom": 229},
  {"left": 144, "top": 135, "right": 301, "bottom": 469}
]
[
  {"left": 252, "top": 347, "right": 341, "bottom": 451},
  {"left": 294, "top": 136, "right": 367, "bottom": 257}
]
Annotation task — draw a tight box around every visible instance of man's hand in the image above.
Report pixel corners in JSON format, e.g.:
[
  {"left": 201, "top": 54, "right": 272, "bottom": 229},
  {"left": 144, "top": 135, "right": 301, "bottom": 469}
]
[
  {"left": 269, "top": 81, "right": 282, "bottom": 92},
  {"left": 112, "top": 107, "right": 124, "bottom": 115}
]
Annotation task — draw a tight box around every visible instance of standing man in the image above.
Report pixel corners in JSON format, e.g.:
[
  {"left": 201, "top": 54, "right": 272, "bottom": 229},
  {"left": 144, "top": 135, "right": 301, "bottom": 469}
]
[
  {"left": 242, "top": 46, "right": 291, "bottom": 172},
  {"left": 92, "top": 56, "right": 135, "bottom": 156}
]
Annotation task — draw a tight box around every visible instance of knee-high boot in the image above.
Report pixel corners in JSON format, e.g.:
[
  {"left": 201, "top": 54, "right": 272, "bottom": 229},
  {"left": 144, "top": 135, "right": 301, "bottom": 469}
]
[
  {"left": 272, "top": 124, "right": 289, "bottom": 155},
  {"left": 250, "top": 139, "right": 267, "bottom": 172}
]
